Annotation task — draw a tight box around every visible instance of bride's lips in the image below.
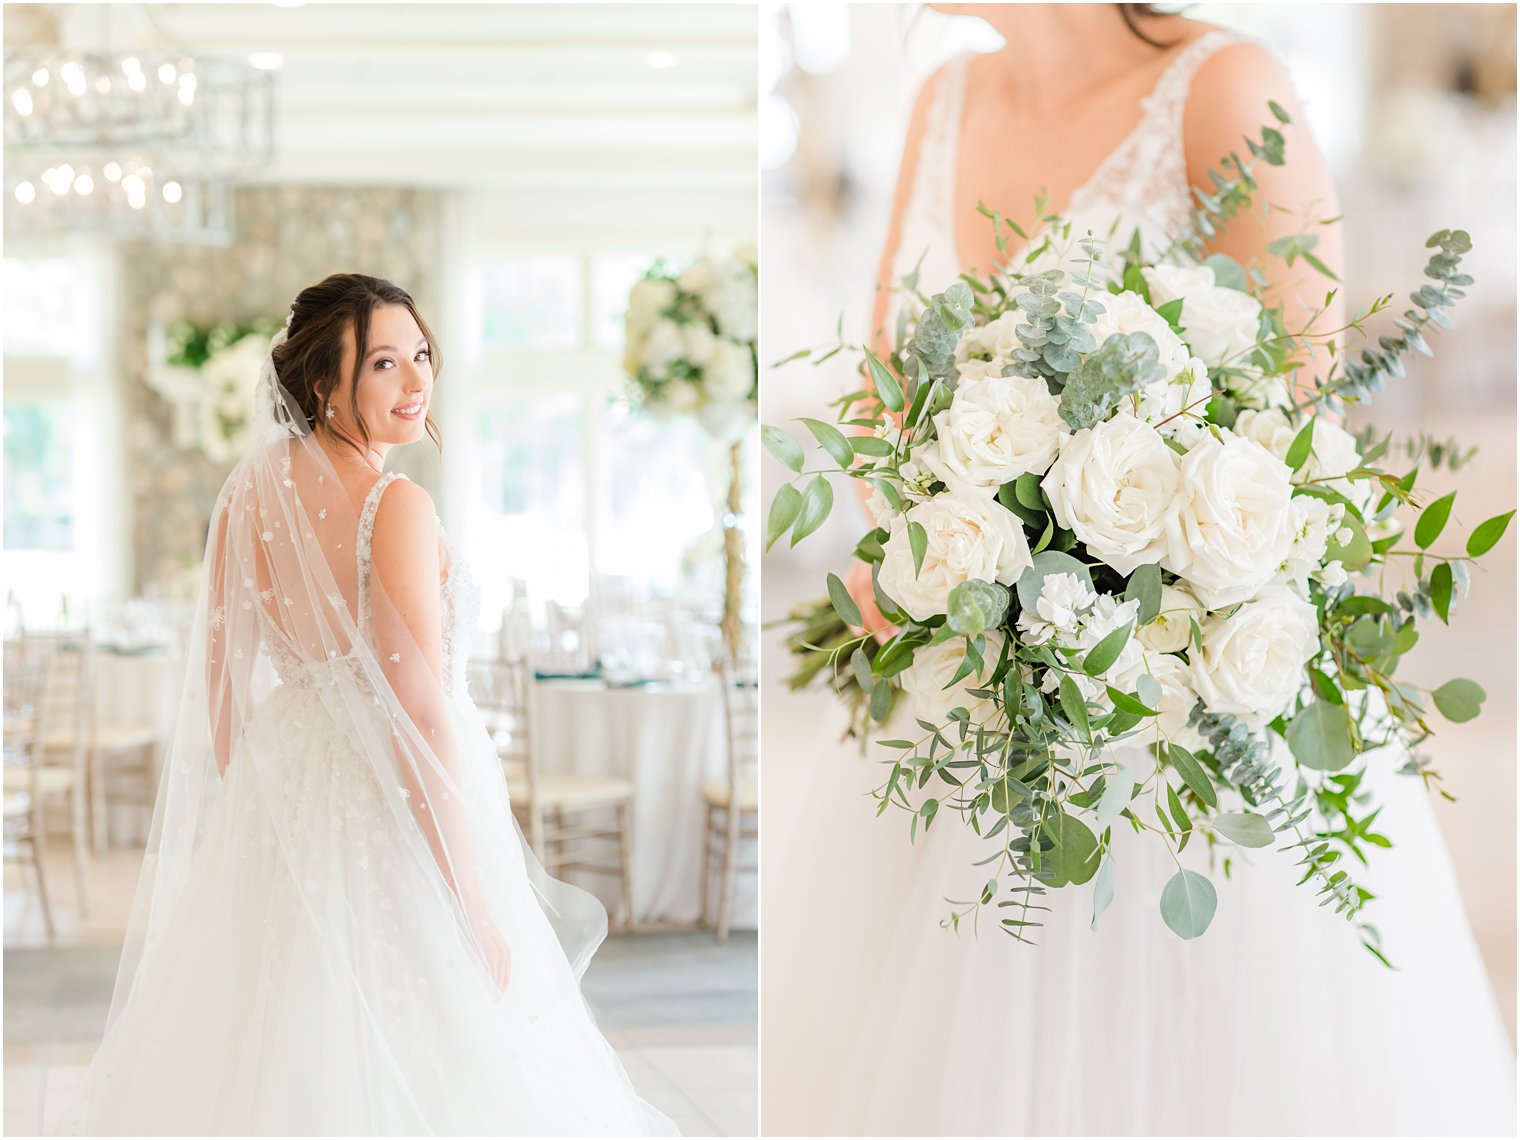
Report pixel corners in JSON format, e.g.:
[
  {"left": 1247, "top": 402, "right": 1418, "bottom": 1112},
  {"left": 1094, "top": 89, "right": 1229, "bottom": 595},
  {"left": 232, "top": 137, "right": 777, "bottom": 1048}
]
[{"left": 391, "top": 400, "right": 426, "bottom": 421}]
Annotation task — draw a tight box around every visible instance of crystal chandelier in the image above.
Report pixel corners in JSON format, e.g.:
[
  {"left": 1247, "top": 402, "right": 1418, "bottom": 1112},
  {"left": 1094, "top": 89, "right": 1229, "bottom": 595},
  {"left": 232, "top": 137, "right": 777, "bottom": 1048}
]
[{"left": 4, "top": 51, "right": 275, "bottom": 245}]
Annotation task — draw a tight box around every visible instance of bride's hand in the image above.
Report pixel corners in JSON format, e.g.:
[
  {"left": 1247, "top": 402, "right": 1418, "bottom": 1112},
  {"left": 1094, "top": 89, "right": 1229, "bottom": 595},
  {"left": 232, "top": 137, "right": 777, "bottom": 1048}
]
[
  {"left": 844, "top": 559, "right": 897, "bottom": 646},
  {"left": 471, "top": 914, "right": 512, "bottom": 992}
]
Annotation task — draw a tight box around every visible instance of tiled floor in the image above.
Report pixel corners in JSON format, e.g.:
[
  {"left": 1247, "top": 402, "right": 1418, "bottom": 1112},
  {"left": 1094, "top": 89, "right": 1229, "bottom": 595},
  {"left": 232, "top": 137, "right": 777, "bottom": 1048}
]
[{"left": 4, "top": 845, "right": 757, "bottom": 1137}]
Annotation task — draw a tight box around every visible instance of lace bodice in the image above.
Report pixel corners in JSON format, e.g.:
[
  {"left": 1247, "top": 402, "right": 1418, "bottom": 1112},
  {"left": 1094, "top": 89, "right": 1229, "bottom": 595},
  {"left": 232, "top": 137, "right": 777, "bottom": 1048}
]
[
  {"left": 355, "top": 472, "right": 479, "bottom": 696},
  {"left": 892, "top": 29, "right": 1244, "bottom": 296}
]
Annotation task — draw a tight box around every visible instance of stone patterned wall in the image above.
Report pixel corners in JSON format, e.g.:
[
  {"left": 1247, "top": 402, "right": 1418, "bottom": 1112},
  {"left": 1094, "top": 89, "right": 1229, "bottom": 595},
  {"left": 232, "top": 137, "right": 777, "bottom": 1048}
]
[{"left": 124, "top": 186, "right": 441, "bottom": 593}]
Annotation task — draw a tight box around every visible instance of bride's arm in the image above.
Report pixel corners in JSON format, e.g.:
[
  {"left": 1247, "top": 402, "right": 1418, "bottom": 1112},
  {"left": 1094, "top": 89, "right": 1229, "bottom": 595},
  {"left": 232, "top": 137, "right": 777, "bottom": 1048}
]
[
  {"left": 845, "top": 67, "right": 950, "bottom": 631},
  {"left": 207, "top": 502, "right": 236, "bottom": 778},
  {"left": 369, "top": 478, "right": 510, "bottom": 987},
  {"left": 1184, "top": 41, "right": 1346, "bottom": 400}
]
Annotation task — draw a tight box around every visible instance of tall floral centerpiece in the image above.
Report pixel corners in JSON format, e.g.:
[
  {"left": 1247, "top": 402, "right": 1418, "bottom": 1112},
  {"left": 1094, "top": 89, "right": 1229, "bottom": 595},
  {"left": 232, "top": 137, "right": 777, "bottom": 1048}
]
[
  {"left": 148, "top": 318, "right": 283, "bottom": 464},
  {"left": 625, "top": 250, "right": 758, "bottom": 665},
  {"left": 765, "top": 108, "right": 1510, "bottom": 961}
]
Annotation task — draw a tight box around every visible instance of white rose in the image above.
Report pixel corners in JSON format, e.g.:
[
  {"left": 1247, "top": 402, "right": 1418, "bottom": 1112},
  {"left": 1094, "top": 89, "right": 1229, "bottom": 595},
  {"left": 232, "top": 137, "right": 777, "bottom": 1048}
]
[
  {"left": 1227, "top": 365, "right": 1293, "bottom": 412},
  {"left": 924, "top": 374, "right": 1063, "bottom": 491},
  {"left": 704, "top": 339, "right": 754, "bottom": 402},
  {"left": 1041, "top": 413, "right": 1181, "bottom": 576},
  {"left": 639, "top": 318, "right": 686, "bottom": 378},
  {"left": 1190, "top": 586, "right": 1320, "bottom": 726},
  {"left": 1234, "top": 410, "right": 1366, "bottom": 507},
  {"left": 1145, "top": 651, "right": 1204, "bottom": 744},
  {"left": 1131, "top": 355, "right": 1213, "bottom": 445},
  {"left": 953, "top": 311, "right": 1023, "bottom": 382},
  {"left": 627, "top": 278, "right": 676, "bottom": 333},
  {"left": 878, "top": 489, "right": 1032, "bottom": 622},
  {"left": 1139, "top": 582, "right": 1205, "bottom": 653},
  {"left": 1163, "top": 432, "right": 1296, "bottom": 609},
  {"left": 902, "top": 632, "right": 1007, "bottom": 724},
  {"left": 1143, "top": 263, "right": 1263, "bottom": 371},
  {"left": 1086, "top": 290, "right": 1190, "bottom": 381}
]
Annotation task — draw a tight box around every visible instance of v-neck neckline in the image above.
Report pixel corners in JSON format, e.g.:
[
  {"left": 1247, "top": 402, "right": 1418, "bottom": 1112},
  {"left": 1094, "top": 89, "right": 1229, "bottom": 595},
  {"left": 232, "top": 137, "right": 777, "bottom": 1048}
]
[{"left": 947, "top": 30, "right": 1224, "bottom": 276}]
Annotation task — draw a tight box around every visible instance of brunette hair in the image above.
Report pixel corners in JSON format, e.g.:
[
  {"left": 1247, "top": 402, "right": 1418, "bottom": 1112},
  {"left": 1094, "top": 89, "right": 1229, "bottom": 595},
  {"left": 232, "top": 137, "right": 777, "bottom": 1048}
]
[
  {"left": 272, "top": 273, "right": 442, "bottom": 454},
  {"left": 1118, "top": 3, "right": 1178, "bottom": 49}
]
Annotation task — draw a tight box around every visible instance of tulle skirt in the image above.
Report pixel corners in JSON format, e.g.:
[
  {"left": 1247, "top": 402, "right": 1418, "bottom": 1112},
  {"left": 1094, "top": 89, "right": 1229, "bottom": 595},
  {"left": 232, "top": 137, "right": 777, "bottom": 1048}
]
[
  {"left": 60, "top": 679, "right": 675, "bottom": 1137},
  {"left": 761, "top": 684, "right": 1516, "bottom": 1136}
]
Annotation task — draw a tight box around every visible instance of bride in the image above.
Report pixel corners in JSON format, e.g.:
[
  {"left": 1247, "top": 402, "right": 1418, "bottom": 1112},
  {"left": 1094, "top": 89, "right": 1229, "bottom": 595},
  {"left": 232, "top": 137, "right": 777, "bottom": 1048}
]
[
  {"left": 762, "top": 6, "right": 1516, "bottom": 1135},
  {"left": 61, "top": 274, "right": 675, "bottom": 1136}
]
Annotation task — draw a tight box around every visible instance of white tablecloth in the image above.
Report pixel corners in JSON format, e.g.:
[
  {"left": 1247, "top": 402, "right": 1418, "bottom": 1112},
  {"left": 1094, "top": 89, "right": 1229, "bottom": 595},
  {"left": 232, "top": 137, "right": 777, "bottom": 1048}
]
[
  {"left": 532, "top": 677, "right": 757, "bottom": 929},
  {"left": 92, "top": 650, "right": 184, "bottom": 842}
]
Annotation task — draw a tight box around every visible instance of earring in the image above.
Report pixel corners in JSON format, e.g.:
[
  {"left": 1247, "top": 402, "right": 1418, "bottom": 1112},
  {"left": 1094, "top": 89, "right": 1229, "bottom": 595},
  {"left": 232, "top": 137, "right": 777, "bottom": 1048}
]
[{"left": 325, "top": 405, "right": 336, "bottom": 420}]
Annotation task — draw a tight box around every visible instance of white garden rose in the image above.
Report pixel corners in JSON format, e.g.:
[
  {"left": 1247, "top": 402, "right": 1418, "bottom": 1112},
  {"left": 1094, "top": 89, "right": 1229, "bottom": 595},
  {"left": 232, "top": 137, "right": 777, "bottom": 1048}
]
[
  {"left": 1162, "top": 432, "right": 1296, "bottom": 609},
  {"left": 1143, "top": 263, "right": 1263, "bottom": 370},
  {"left": 1227, "top": 364, "right": 1293, "bottom": 412},
  {"left": 1190, "top": 586, "right": 1321, "bottom": 726},
  {"left": 924, "top": 374, "right": 1064, "bottom": 491},
  {"left": 1131, "top": 355, "right": 1213, "bottom": 445},
  {"left": 1041, "top": 413, "right": 1181, "bottom": 576},
  {"left": 705, "top": 339, "right": 755, "bottom": 402},
  {"left": 627, "top": 277, "right": 676, "bottom": 333},
  {"left": 1086, "top": 289, "right": 1190, "bottom": 381},
  {"left": 952, "top": 311, "right": 1023, "bottom": 382},
  {"left": 901, "top": 632, "right": 1007, "bottom": 724},
  {"left": 1139, "top": 582, "right": 1205, "bottom": 653},
  {"left": 1145, "top": 651, "right": 1204, "bottom": 745},
  {"left": 877, "top": 489, "right": 1032, "bottom": 622},
  {"left": 1233, "top": 409, "right": 1366, "bottom": 506}
]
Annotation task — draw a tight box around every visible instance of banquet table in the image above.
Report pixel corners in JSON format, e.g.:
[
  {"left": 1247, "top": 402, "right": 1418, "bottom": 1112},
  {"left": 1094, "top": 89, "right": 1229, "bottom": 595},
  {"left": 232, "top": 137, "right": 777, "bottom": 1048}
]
[
  {"left": 91, "top": 648, "right": 184, "bottom": 844},
  {"left": 531, "top": 676, "right": 758, "bottom": 929}
]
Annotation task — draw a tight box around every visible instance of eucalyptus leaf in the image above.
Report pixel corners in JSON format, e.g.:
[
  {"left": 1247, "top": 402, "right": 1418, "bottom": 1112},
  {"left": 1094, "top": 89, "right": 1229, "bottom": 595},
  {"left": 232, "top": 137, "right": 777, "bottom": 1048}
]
[
  {"left": 1123, "top": 563, "right": 1162, "bottom": 624},
  {"left": 1160, "top": 869, "right": 1217, "bottom": 940},
  {"left": 1090, "top": 856, "right": 1116, "bottom": 933},
  {"left": 1168, "top": 744, "right": 1217, "bottom": 808},
  {"left": 1094, "top": 768, "right": 1135, "bottom": 831},
  {"left": 1286, "top": 698, "right": 1357, "bottom": 771},
  {"left": 863, "top": 349, "right": 904, "bottom": 413},
  {"left": 1083, "top": 622, "right": 1133, "bottom": 677},
  {"left": 1213, "top": 811, "right": 1275, "bottom": 848},
  {"left": 1041, "top": 812, "right": 1100, "bottom": 888},
  {"left": 947, "top": 580, "right": 1011, "bottom": 636},
  {"left": 1432, "top": 678, "right": 1484, "bottom": 723}
]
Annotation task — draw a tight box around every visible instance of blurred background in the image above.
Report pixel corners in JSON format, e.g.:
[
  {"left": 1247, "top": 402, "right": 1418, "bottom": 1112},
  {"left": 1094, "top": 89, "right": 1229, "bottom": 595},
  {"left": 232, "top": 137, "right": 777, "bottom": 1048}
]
[
  {"left": 758, "top": 0, "right": 1516, "bottom": 1084},
  {"left": 3, "top": 5, "right": 757, "bottom": 1135}
]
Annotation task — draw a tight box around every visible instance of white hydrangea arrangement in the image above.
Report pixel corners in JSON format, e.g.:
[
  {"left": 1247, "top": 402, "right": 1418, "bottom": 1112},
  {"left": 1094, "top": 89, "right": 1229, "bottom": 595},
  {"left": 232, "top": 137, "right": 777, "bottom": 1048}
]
[
  {"left": 623, "top": 249, "right": 757, "bottom": 442},
  {"left": 767, "top": 109, "right": 1510, "bottom": 959}
]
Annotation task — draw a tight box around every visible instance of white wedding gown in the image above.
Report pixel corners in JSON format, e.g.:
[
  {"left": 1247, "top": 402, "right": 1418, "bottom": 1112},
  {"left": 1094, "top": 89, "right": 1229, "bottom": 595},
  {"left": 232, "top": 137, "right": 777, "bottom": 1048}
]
[
  {"left": 62, "top": 469, "right": 675, "bottom": 1137},
  {"left": 761, "top": 31, "right": 1516, "bottom": 1137}
]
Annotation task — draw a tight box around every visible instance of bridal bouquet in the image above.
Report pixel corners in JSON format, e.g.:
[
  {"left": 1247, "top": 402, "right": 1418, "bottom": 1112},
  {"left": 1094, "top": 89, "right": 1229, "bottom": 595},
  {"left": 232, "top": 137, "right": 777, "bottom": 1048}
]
[
  {"left": 624, "top": 249, "right": 758, "bottom": 442},
  {"left": 765, "top": 109, "right": 1510, "bottom": 961}
]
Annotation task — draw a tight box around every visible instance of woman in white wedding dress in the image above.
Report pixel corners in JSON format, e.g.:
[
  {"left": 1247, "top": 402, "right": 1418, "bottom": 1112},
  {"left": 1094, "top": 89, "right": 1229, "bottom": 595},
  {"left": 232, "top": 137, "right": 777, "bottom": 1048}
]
[
  {"left": 61, "top": 274, "right": 675, "bottom": 1136},
  {"left": 762, "top": 7, "right": 1515, "bottom": 1136}
]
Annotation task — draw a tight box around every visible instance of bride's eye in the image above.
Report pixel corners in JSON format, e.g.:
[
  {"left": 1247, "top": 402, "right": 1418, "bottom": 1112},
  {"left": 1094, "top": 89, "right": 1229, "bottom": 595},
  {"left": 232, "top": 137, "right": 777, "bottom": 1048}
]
[
  {"left": 416, "top": 348, "right": 431, "bottom": 363},
  {"left": 373, "top": 358, "right": 395, "bottom": 371}
]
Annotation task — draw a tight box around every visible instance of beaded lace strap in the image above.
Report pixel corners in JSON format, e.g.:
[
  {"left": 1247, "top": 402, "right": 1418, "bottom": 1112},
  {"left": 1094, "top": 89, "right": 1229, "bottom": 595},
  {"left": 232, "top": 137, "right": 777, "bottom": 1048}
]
[
  {"left": 1140, "top": 29, "right": 1244, "bottom": 145},
  {"left": 355, "top": 471, "right": 409, "bottom": 635}
]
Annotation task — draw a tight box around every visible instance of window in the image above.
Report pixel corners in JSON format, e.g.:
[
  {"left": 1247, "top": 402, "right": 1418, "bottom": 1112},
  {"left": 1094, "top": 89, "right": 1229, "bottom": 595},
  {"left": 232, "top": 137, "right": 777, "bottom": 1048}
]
[
  {"left": 591, "top": 251, "right": 655, "bottom": 349},
  {"left": 479, "top": 255, "right": 583, "bottom": 349},
  {"left": 3, "top": 403, "right": 74, "bottom": 550}
]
